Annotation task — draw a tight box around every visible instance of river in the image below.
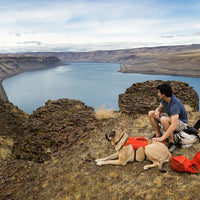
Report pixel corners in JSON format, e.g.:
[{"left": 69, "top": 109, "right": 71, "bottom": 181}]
[{"left": 2, "top": 62, "right": 200, "bottom": 114}]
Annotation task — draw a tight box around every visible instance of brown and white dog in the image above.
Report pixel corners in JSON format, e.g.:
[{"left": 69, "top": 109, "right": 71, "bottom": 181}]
[{"left": 95, "top": 128, "right": 171, "bottom": 172}]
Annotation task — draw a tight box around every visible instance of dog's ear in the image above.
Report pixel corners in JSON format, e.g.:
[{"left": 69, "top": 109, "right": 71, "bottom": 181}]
[{"left": 109, "top": 130, "right": 116, "bottom": 137}]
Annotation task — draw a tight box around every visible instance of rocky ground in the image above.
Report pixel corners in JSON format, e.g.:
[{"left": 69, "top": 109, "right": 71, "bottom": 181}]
[{"left": 0, "top": 80, "right": 200, "bottom": 200}]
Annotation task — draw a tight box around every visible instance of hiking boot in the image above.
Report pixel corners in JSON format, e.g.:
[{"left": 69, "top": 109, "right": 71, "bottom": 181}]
[{"left": 168, "top": 142, "right": 176, "bottom": 153}]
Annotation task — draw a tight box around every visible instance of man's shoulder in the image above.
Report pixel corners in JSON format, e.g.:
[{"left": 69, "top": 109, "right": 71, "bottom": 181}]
[
  {"left": 171, "top": 95, "right": 185, "bottom": 111},
  {"left": 171, "top": 95, "right": 178, "bottom": 100},
  {"left": 171, "top": 95, "right": 181, "bottom": 103}
]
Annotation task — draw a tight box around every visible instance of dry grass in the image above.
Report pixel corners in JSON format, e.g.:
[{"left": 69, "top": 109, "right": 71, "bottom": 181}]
[
  {"left": 95, "top": 104, "right": 116, "bottom": 120},
  {"left": 185, "top": 105, "right": 200, "bottom": 127}
]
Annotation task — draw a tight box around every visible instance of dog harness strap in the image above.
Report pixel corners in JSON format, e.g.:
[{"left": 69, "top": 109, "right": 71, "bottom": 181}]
[
  {"left": 114, "top": 132, "right": 125, "bottom": 146},
  {"left": 134, "top": 147, "right": 137, "bottom": 162}
]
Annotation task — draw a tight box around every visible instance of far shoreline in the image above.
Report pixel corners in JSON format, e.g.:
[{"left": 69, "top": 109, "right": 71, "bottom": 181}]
[{"left": 118, "top": 70, "right": 200, "bottom": 78}]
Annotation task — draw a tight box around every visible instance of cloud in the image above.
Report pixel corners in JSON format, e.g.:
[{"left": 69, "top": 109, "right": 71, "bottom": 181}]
[
  {"left": 0, "top": 0, "right": 200, "bottom": 52},
  {"left": 0, "top": 1, "right": 173, "bottom": 31},
  {"left": 0, "top": 41, "right": 164, "bottom": 53},
  {"left": 177, "top": 34, "right": 188, "bottom": 37},
  {"left": 194, "top": 32, "right": 200, "bottom": 36},
  {"left": 8, "top": 32, "right": 21, "bottom": 37},
  {"left": 18, "top": 41, "right": 42, "bottom": 46},
  {"left": 161, "top": 35, "right": 174, "bottom": 38}
]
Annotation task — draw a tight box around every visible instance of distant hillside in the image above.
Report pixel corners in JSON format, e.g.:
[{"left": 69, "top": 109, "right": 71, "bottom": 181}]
[
  {"left": 0, "top": 55, "right": 63, "bottom": 100},
  {"left": 24, "top": 44, "right": 200, "bottom": 77},
  {"left": 0, "top": 55, "right": 63, "bottom": 80}
]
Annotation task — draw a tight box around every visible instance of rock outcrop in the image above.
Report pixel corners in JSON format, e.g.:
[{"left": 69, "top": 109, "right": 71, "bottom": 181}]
[
  {"left": 13, "top": 99, "right": 97, "bottom": 162},
  {"left": 0, "top": 99, "right": 28, "bottom": 137},
  {"left": 0, "top": 97, "right": 97, "bottom": 163},
  {"left": 119, "top": 80, "right": 199, "bottom": 116}
]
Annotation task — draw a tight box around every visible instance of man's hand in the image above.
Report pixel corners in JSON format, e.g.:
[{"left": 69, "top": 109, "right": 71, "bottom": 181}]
[{"left": 152, "top": 136, "right": 164, "bottom": 142}]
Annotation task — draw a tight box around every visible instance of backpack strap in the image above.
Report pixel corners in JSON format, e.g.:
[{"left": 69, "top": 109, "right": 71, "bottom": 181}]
[{"left": 134, "top": 147, "right": 137, "bottom": 162}]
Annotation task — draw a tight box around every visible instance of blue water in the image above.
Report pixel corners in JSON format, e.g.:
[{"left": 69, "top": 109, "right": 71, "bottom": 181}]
[{"left": 2, "top": 62, "right": 200, "bottom": 114}]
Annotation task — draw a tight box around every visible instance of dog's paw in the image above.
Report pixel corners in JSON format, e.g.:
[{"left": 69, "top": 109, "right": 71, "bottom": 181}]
[
  {"left": 96, "top": 161, "right": 103, "bottom": 166},
  {"left": 143, "top": 166, "right": 149, "bottom": 170},
  {"left": 95, "top": 159, "right": 102, "bottom": 163}
]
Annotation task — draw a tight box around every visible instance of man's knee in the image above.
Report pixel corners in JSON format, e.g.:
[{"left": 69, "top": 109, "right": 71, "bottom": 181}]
[
  {"left": 148, "top": 110, "right": 155, "bottom": 118},
  {"left": 160, "top": 116, "right": 170, "bottom": 126}
]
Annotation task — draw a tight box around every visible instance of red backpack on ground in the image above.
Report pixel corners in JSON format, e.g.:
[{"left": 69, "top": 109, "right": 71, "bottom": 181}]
[{"left": 169, "top": 151, "right": 200, "bottom": 173}]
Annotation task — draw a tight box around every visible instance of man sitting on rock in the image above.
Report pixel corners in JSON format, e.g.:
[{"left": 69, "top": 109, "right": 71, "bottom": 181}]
[{"left": 148, "top": 83, "right": 188, "bottom": 152}]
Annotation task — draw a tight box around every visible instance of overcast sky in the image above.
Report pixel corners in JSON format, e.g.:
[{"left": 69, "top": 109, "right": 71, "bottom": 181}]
[{"left": 1, "top": 0, "right": 200, "bottom": 53}]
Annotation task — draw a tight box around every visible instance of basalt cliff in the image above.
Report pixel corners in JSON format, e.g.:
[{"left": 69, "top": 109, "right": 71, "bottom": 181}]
[
  {"left": 0, "top": 55, "right": 63, "bottom": 100},
  {"left": 0, "top": 80, "right": 200, "bottom": 200}
]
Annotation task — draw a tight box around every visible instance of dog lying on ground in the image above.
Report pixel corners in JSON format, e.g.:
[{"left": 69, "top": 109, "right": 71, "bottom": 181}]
[{"left": 95, "top": 128, "right": 171, "bottom": 172}]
